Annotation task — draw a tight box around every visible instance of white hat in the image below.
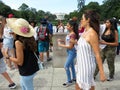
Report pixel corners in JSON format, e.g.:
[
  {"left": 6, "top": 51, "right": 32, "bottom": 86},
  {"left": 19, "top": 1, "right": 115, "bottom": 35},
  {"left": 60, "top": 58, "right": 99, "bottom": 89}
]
[{"left": 7, "top": 18, "right": 34, "bottom": 37}]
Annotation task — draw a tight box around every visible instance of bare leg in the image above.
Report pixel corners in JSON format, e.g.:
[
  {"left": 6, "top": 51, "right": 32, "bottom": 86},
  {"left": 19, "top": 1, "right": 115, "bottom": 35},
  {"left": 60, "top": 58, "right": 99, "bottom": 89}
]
[
  {"left": 46, "top": 51, "right": 49, "bottom": 58},
  {"left": 1, "top": 72, "right": 14, "bottom": 84},
  {"left": 40, "top": 52, "right": 44, "bottom": 62},
  {"left": 6, "top": 59, "right": 12, "bottom": 69},
  {"left": 10, "top": 48, "right": 18, "bottom": 69},
  {"left": 90, "top": 86, "right": 95, "bottom": 90},
  {"left": 76, "top": 83, "right": 94, "bottom": 90},
  {"left": 75, "top": 83, "right": 82, "bottom": 90},
  {"left": 4, "top": 48, "right": 13, "bottom": 70}
]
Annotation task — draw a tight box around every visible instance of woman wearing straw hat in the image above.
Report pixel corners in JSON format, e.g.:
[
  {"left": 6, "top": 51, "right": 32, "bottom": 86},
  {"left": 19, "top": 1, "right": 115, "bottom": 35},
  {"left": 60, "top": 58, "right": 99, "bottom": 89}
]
[{"left": 6, "top": 18, "right": 39, "bottom": 90}]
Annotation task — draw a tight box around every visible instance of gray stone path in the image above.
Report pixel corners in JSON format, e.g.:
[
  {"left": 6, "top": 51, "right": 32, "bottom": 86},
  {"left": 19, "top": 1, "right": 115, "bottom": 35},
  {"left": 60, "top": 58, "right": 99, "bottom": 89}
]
[{"left": 0, "top": 54, "right": 120, "bottom": 90}]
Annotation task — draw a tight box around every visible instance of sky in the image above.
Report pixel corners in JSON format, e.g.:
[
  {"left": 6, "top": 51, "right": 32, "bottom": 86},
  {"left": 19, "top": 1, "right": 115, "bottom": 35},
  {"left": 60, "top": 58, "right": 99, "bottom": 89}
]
[{"left": 2, "top": 0, "right": 103, "bottom": 14}]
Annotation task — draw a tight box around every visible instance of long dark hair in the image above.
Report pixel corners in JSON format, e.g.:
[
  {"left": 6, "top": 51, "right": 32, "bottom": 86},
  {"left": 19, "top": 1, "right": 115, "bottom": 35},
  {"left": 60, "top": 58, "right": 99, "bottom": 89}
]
[
  {"left": 109, "top": 18, "right": 118, "bottom": 32},
  {"left": 84, "top": 10, "right": 100, "bottom": 35},
  {"left": 68, "top": 20, "right": 79, "bottom": 40},
  {"left": 16, "top": 35, "right": 37, "bottom": 52},
  {"left": 105, "top": 18, "right": 118, "bottom": 35}
]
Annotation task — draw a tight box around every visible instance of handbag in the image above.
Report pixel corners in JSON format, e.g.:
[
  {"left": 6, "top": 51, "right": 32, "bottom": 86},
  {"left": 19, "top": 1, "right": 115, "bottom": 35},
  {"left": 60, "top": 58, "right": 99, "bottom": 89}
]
[{"left": 34, "top": 52, "right": 44, "bottom": 70}]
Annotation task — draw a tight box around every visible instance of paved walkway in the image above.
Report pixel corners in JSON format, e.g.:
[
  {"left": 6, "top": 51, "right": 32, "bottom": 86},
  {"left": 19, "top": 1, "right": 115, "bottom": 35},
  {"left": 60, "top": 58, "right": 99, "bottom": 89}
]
[{"left": 0, "top": 53, "right": 120, "bottom": 90}]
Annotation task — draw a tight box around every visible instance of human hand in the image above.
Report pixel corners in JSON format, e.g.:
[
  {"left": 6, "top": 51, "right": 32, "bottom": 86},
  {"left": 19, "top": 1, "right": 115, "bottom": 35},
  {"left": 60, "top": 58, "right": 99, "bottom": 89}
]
[
  {"left": 57, "top": 39, "right": 62, "bottom": 42},
  {"left": 100, "top": 73, "right": 106, "bottom": 82},
  {"left": 99, "top": 40, "right": 106, "bottom": 44},
  {"left": 57, "top": 39, "right": 61, "bottom": 46},
  {"left": 4, "top": 48, "right": 9, "bottom": 58}
]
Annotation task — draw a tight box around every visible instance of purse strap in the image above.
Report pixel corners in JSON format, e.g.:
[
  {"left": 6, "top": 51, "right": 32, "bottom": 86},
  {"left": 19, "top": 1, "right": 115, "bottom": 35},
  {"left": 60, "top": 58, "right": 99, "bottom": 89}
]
[
  {"left": 34, "top": 52, "right": 44, "bottom": 70},
  {"left": 34, "top": 52, "right": 39, "bottom": 61}
]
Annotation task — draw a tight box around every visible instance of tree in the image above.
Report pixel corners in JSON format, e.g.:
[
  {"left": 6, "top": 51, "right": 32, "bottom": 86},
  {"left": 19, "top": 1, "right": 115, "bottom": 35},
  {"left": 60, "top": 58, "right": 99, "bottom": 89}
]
[
  {"left": 101, "top": 0, "right": 120, "bottom": 19},
  {"left": 77, "top": 0, "right": 85, "bottom": 11},
  {"left": 0, "top": 1, "right": 12, "bottom": 17},
  {"left": 18, "top": 3, "right": 29, "bottom": 11}
]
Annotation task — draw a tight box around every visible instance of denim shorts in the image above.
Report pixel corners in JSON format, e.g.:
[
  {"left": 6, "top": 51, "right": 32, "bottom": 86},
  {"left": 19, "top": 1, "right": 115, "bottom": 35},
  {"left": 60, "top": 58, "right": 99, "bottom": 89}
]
[
  {"left": 3, "top": 38, "right": 14, "bottom": 49},
  {"left": 38, "top": 41, "right": 49, "bottom": 52},
  {"left": 0, "top": 58, "right": 6, "bottom": 74}
]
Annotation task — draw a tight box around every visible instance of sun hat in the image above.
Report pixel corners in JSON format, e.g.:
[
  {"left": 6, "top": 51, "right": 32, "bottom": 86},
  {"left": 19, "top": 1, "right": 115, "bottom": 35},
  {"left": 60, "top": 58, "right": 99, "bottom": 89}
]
[{"left": 7, "top": 18, "right": 35, "bottom": 37}]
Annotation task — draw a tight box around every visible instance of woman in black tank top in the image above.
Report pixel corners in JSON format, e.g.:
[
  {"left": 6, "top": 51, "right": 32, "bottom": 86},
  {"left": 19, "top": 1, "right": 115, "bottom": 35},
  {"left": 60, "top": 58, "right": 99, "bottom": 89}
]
[{"left": 6, "top": 18, "right": 39, "bottom": 90}]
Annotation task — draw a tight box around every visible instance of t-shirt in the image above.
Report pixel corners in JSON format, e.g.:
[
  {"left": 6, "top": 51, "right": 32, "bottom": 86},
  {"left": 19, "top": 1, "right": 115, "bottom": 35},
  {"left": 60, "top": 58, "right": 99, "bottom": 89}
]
[
  {"left": 117, "top": 25, "right": 120, "bottom": 43},
  {"left": 3, "top": 25, "right": 13, "bottom": 39},
  {"left": 65, "top": 34, "right": 76, "bottom": 46}
]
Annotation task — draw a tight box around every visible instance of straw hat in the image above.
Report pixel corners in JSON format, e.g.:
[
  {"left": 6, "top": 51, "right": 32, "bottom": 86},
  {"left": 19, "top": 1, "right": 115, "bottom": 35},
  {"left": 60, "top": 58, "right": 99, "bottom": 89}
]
[{"left": 7, "top": 18, "right": 34, "bottom": 37}]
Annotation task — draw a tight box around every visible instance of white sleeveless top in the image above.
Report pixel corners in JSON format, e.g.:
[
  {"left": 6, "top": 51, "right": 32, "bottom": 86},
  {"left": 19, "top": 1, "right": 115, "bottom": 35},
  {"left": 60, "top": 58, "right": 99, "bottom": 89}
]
[
  {"left": 58, "top": 26, "right": 64, "bottom": 33},
  {"left": 65, "top": 34, "right": 70, "bottom": 46}
]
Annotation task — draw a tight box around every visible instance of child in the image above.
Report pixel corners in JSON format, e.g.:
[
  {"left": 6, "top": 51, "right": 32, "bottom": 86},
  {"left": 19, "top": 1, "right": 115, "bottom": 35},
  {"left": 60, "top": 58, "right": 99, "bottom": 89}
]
[{"left": 57, "top": 20, "right": 79, "bottom": 87}]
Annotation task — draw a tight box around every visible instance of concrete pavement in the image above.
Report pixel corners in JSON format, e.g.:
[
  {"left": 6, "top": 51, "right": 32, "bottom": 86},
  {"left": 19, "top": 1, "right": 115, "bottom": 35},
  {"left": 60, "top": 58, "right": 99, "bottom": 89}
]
[{"left": 0, "top": 53, "right": 120, "bottom": 90}]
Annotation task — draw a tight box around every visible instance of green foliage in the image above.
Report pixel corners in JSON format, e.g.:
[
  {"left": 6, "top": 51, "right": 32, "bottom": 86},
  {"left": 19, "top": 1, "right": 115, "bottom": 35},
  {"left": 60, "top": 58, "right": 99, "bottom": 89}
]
[
  {"left": 0, "top": 0, "right": 120, "bottom": 23},
  {"left": 0, "top": 1, "right": 12, "bottom": 17}
]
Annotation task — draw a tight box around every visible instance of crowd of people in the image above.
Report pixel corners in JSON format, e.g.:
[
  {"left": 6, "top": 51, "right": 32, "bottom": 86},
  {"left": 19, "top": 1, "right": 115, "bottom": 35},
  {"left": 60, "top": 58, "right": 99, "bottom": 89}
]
[{"left": 0, "top": 9, "right": 120, "bottom": 90}]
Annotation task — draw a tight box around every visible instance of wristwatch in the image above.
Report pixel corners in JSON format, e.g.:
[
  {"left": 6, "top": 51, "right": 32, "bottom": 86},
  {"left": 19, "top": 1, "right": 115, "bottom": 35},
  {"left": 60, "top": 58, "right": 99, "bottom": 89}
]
[{"left": 6, "top": 56, "right": 10, "bottom": 59}]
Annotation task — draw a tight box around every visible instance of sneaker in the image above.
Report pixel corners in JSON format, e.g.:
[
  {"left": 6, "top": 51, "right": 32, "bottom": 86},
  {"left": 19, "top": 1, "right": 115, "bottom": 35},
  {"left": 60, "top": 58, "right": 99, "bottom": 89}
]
[
  {"left": 71, "top": 79, "right": 76, "bottom": 83},
  {"left": 47, "top": 57, "right": 52, "bottom": 61},
  {"left": 8, "top": 83, "right": 16, "bottom": 89},
  {"left": 63, "top": 81, "right": 72, "bottom": 87},
  {"left": 107, "top": 77, "right": 114, "bottom": 81}
]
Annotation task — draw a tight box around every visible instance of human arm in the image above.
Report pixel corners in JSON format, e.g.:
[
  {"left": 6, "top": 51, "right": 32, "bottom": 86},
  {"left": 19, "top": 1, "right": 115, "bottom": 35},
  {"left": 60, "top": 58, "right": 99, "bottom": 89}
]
[
  {"left": 7, "top": 40, "right": 24, "bottom": 66},
  {"left": 70, "top": 39, "right": 78, "bottom": 45},
  {"left": 57, "top": 34, "right": 76, "bottom": 49},
  {"left": 89, "top": 30, "right": 106, "bottom": 82}
]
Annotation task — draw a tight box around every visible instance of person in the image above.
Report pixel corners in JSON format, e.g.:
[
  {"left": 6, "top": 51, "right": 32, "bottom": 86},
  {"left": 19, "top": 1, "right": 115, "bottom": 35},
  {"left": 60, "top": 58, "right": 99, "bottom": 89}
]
[
  {"left": 2, "top": 14, "right": 17, "bottom": 70},
  {"left": 37, "top": 18, "right": 52, "bottom": 66},
  {"left": 0, "top": 15, "right": 16, "bottom": 89},
  {"left": 57, "top": 20, "right": 79, "bottom": 87},
  {"left": 6, "top": 18, "right": 39, "bottom": 90},
  {"left": 45, "top": 16, "right": 53, "bottom": 52},
  {"left": 116, "top": 20, "right": 120, "bottom": 55},
  {"left": 29, "top": 19, "right": 39, "bottom": 56},
  {"left": 99, "top": 23, "right": 106, "bottom": 50},
  {"left": 56, "top": 20, "right": 65, "bottom": 33},
  {"left": 94, "top": 18, "right": 118, "bottom": 81},
  {"left": 75, "top": 10, "right": 106, "bottom": 90}
]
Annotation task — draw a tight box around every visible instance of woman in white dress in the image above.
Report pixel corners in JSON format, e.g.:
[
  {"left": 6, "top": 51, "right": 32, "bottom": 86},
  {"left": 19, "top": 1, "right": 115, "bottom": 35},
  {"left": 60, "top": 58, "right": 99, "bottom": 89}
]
[{"left": 75, "top": 10, "right": 106, "bottom": 90}]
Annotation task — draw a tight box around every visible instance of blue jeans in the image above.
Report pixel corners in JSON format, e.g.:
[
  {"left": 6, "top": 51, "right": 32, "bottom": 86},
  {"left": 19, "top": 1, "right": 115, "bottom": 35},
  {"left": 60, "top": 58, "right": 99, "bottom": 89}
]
[
  {"left": 64, "top": 48, "right": 76, "bottom": 82},
  {"left": 20, "top": 73, "right": 36, "bottom": 90}
]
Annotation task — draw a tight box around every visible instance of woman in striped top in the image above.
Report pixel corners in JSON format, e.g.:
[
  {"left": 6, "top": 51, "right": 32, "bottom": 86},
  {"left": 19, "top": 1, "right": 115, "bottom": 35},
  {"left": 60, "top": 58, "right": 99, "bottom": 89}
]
[{"left": 75, "top": 10, "right": 106, "bottom": 90}]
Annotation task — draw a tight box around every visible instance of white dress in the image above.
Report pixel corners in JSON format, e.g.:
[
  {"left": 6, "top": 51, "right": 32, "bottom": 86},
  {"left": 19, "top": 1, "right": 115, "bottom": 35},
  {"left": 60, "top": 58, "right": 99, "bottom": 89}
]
[{"left": 76, "top": 36, "right": 96, "bottom": 90}]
